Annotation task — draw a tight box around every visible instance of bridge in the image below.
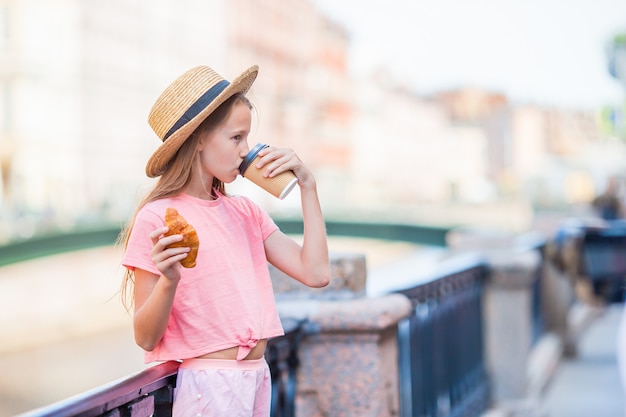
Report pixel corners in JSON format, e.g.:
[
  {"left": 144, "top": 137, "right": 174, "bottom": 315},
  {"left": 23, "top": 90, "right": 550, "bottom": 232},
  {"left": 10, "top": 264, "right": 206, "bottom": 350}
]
[{"left": 0, "top": 219, "right": 624, "bottom": 416}]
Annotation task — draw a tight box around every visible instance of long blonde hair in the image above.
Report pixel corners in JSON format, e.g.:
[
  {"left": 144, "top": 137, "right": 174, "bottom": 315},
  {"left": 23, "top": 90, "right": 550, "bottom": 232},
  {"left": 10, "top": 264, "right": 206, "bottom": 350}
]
[{"left": 119, "top": 93, "right": 252, "bottom": 311}]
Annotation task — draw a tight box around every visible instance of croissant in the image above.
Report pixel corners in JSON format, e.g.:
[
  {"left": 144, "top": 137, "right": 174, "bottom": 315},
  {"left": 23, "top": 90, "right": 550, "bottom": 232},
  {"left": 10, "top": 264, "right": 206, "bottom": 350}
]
[{"left": 164, "top": 208, "right": 199, "bottom": 268}]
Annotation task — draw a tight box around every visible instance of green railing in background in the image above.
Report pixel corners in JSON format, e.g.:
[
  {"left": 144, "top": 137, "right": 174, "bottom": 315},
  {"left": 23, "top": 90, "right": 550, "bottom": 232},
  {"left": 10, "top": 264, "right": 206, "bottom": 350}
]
[
  {"left": 277, "top": 219, "right": 451, "bottom": 246},
  {"left": 0, "top": 219, "right": 452, "bottom": 267},
  {"left": 0, "top": 228, "right": 122, "bottom": 267}
]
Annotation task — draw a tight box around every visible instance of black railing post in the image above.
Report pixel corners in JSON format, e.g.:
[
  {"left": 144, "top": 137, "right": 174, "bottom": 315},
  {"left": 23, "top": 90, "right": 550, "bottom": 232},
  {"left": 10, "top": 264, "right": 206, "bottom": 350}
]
[
  {"left": 396, "top": 261, "right": 490, "bottom": 417},
  {"left": 153, "top": 384, "right": 175, "bottom": 417},
  {"left": 265, "top": 318, "right": 307, "bottom": 417}
]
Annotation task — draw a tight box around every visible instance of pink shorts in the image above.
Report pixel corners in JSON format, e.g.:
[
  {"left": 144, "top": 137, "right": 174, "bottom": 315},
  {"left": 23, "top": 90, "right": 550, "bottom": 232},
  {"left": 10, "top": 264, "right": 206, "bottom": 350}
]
[{"left": 172, "top": 358, "right": 271, "bottom": 417}]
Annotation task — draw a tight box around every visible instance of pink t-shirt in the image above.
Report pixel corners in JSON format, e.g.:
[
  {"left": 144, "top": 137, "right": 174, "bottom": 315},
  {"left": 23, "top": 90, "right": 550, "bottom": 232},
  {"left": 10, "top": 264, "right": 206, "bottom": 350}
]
[{"left": 122, "top": 191, "right": 284, "bottom": 363}]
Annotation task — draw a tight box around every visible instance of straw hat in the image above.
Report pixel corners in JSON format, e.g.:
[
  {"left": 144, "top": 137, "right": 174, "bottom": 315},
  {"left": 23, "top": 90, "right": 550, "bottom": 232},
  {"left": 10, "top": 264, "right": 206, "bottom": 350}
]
[{"left": 145, "top": 65, "right": 259, "bottom": 177}]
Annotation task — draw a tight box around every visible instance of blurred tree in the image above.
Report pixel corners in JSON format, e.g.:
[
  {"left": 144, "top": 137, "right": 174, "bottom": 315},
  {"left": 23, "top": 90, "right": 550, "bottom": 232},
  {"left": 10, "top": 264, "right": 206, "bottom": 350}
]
[
  {"left": 608, "top": 33, "right": 626, "bottom": 83},
  {"left": 606, "top": 32, "right": 626, "bottom": 139}
]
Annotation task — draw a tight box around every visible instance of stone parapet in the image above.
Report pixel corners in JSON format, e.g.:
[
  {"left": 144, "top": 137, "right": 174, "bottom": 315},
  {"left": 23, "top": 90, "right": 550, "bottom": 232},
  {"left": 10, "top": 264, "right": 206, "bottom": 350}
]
[
  {"left": 483, "top": 249, "right": 542, "bottom": 400},
  {"left": 277, "top": 295, "right": 411, "bottom": 417},
  {"left": 540, "top": 241, "right": 578, "bottom": 357},
  {"left": 487, "top": 250, "right": 541, "bottom": 288},
  {"left": 277, "top": 293, "right": 411, "bottom": 332},
  {"left": 270, "top": 252, "right": 367, "bottom": 298},
  {"left": 272, "top": 251, "right": 411, "bottom": 417}
]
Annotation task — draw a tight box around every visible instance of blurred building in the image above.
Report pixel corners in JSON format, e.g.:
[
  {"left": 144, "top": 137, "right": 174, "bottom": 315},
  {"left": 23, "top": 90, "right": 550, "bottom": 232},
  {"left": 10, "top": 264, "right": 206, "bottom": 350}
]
[
  {"left": 350, "top": 75, "right": 492, "bottom": 210},
  {"left": 434, "top": 88, "right": 625, "bottom": 210},
  {"left": 0, "top": 0, "right": 622, "bottom": 241},
  {"left": 512, "top": 105, "right": 624, "bottom": 207},
  {"left": 0, "top": 0, "right": 224, "bottom": 238},
  {"left": 0, "top": 0, "right": 352, "bottom": 241}
]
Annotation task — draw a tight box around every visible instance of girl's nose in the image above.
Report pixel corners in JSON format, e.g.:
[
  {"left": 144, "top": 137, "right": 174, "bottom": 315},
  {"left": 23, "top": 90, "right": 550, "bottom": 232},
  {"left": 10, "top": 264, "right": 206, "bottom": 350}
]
[{"left": 240, "top": 142, "right": 250, "bottom": 157}]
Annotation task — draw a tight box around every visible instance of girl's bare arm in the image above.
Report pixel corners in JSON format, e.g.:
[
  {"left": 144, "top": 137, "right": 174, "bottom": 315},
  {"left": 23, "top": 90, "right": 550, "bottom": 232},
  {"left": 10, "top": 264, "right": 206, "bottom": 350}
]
[
  {"left": 261, "top": 148, "right": 330, "bottom": 288},
  {"left": 132, "top": 227, "right": 188, "bottom": 351}
]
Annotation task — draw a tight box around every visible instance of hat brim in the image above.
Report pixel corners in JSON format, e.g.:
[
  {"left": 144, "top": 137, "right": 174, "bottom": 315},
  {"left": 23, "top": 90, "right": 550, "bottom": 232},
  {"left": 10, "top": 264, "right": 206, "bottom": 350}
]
[{"left": 145, "top": 65, "right": 258, "bottom": 178}]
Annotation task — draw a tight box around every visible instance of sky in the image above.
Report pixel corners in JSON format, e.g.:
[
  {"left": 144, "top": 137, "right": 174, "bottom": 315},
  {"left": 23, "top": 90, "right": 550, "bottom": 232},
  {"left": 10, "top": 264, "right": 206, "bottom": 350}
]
[{"left": 313, "top": 0, "right": 626, "bottom": 109}]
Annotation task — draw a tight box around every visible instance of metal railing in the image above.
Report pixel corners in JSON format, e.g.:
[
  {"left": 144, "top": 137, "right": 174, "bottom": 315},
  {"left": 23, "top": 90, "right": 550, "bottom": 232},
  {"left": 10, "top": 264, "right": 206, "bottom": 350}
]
[
  {"left": 16, "top": 361, "right": 180, "bottom": 417},
  {"left": 16, "top": 319, "right": 306, "bottom": 417},
  {"left": 578, "top": 222, "right": 626, "bottom": 303},
  {"left": 396, "top": 256, "right": 491, "bottom": 417},
  {"left": 531, "top": 243, "right": 547, "bottom": 345}
]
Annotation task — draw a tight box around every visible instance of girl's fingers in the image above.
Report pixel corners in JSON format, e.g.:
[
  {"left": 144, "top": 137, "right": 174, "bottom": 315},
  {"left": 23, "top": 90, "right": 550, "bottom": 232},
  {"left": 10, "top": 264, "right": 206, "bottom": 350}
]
[
  {"left": 149, "top": 227, "right": 190, "bottom": 277},
  {"left": 157, "top": 251, "right": 189, "bottom": 268},
  {"left": 154, "top": 245, "right": 189, "bottom": 261},
  {"left": 150, "top": 226, "right": 169, "bottom": 243},
  {"left": 257, "top": 147, "right": 293, "bottom": 166},
  {"left": 158, "top": 234, "right": 184, "bottom": 248},
  {"left": 257, "top": 148, "right": 299, "bottom": 177},
  {"left": 264, "top": 158, "right": 292, "bottom": 177},
  {"left": 153, "top": 246, "right": 189, "bottom": 280},
  {"left": 150, "top": 227, "right": 184, "bottom": 249}
]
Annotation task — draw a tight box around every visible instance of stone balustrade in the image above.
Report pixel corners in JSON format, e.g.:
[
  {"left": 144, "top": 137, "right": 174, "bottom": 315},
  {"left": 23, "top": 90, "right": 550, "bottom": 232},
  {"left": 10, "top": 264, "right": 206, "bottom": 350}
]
[{"left": 273, "top": 252, "right": 411, "bottom": 417}]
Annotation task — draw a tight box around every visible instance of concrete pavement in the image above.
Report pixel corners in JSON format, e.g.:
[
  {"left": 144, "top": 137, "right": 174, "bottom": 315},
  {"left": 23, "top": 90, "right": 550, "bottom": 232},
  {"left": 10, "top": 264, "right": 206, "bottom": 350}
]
[{"left": 541, "top": 303, "right": 625, "bottom": 417}]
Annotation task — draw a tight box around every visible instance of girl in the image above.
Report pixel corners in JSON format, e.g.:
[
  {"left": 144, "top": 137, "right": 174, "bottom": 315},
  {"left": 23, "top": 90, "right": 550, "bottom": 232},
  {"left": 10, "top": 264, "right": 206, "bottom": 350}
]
[{"left": 119, "top": 64, "right": 330, "bottom": 417}]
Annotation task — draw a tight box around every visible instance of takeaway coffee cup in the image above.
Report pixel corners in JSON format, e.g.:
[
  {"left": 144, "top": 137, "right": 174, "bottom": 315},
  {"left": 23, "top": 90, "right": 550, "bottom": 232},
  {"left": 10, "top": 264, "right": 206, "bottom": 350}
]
[{"left": 239, "top": 143, "right": 298, "bottom": 199}]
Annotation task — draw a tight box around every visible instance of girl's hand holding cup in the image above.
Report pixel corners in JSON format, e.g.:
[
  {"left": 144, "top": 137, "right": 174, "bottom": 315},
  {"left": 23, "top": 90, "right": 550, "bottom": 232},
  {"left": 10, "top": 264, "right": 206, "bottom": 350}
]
[{"left": 239, "top": 144, "right": 300, "bottom": 199}]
